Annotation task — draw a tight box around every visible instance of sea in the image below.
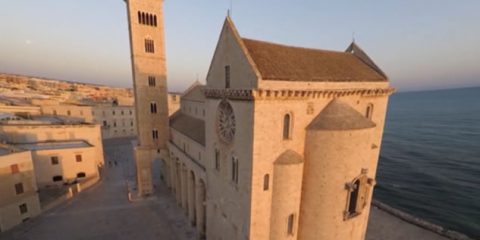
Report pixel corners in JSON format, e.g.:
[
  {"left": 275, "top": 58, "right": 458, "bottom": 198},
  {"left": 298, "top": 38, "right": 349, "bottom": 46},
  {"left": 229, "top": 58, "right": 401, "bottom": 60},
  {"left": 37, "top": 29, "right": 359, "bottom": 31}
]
[{"left": 374, "top": 87, "right": 480, "bottom": 239}]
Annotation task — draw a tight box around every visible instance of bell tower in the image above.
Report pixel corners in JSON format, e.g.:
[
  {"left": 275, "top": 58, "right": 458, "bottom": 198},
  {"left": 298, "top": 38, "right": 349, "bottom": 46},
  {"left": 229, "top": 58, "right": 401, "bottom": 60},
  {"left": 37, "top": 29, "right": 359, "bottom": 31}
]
[{"left": 125, "top": 0, "right": 169, "bottom": 196}]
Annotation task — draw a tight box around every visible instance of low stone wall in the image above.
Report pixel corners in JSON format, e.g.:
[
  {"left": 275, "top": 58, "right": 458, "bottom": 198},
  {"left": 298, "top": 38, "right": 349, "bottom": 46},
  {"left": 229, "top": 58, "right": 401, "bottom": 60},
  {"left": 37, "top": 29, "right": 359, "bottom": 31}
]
[
  {"left": 41, "top": 176, "right": 100, "bottom": 212},
  {"left": 372, "top": 200, "right": 472, "bottom": 240}
]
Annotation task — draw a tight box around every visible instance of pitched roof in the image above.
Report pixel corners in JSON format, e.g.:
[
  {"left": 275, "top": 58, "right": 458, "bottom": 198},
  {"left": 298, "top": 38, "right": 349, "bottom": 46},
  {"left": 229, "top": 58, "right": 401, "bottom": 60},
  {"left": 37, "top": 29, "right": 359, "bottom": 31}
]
[
  {"left": 169, "top": 112, "right": 205, "bottom": 146},
  {"left": 241, "top": 38, "right": 387, "bottom": 82},
  {"left": 275, "top": 150, "right": 304, "bottom": 165},
  {"left": 181, "top": 82, "right": 205, "bottom": 102},
  {"left": 307, "top": 99, "right": 376, "bottom": 131}
]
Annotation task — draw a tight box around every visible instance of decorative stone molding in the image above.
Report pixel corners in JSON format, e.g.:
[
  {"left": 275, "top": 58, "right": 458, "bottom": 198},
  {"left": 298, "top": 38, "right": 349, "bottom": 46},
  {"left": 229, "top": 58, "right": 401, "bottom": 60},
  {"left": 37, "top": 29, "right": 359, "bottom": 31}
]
[{"left": 203, "top": 87, "right": 395, "bottom": 101}]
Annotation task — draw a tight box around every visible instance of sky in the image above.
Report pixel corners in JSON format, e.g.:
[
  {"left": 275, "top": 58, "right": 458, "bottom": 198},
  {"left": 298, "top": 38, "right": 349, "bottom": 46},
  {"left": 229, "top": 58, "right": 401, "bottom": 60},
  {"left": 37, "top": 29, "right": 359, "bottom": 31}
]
[{"left": 0, "top": 0, "right": 479, "bottom": 92}]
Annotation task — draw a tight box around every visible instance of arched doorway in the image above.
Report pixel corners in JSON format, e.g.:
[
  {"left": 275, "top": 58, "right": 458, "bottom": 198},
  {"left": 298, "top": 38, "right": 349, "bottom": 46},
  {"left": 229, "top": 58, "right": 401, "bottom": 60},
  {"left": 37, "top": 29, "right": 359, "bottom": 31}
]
[
  {"left": 181, "top": 164, "right": 188, "bottom": 211},
  {"left": 188, "top": 171, "right": 197, "bottom": 226},
  {"left": 197, "top": 179, "right": 206, "bottom": 239},
  {"left": 175, "top": 160, "right": 181, "bottom": 204}
]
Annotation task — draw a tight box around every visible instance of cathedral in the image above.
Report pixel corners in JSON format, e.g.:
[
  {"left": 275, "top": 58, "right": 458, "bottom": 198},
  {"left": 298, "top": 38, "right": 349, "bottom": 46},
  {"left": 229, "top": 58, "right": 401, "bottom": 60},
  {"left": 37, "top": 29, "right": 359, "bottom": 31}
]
[{"left": 125, "top": 0, "right": 394, "bottom": 239}]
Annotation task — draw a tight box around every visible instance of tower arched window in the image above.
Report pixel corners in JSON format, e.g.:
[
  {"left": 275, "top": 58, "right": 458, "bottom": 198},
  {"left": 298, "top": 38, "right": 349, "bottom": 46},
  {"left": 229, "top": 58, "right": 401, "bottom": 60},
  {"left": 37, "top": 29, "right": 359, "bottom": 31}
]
[
  {"left": 150, "top": 102, "right": 157, "bottom": 114},
  {"left": 366, "top": 103, "right": 374, "bottom": 120},
  {"left": 145, "top": 39, "right": 155, "bottom": 53},
  {"left": 141, "top": 12, "right": 146, "bottom": 24},
  {"left": 137, "top": 11, "right": 141, "bottom": 24},
  {"left": 153, "top": 15, "right": 157, "bottom": 27},
  {"left": 152, "top": 129, "right": 159, "bottom": 139},
  {"left": 283, "top": 114, "right": 292, "bottom": 140}
]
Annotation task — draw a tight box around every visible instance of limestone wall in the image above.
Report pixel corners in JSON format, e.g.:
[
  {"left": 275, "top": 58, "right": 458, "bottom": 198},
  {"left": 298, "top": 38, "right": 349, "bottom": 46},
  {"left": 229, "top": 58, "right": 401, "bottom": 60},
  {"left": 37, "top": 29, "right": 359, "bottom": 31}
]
[
  {"left": 0, "top": 151, "right": 41, "bottom": 232},
  {"left": 30, "top": 147, "right": 98, "bottom": 188}
]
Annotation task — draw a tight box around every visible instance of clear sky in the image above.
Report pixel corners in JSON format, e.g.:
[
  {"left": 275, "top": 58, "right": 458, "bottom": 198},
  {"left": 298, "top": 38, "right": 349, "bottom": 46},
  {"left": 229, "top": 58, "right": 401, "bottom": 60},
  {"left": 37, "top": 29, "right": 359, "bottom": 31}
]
[{"left": 0, "top": 0, "right": 479, "bottom": 92}]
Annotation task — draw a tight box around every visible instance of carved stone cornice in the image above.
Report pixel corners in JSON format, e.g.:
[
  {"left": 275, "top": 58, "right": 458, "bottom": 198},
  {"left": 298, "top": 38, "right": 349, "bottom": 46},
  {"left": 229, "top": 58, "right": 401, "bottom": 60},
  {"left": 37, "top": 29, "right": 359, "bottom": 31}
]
[{"left": 203, "top": 88, "right": 395, "bottom": 101}]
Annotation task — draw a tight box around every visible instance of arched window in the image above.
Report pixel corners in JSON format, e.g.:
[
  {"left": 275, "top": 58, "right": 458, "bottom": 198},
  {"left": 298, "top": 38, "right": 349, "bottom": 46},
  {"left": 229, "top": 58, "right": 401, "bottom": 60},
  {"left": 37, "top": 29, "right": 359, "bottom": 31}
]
[
  {"left": 150, "top": 102, "right": 157, "bottom": 114},
  {"left": 263, "top": 174, "right": 270, "bottom": 191},
  {"left": 231, "top": 156, "right": 238, "bottom": 184},
  {"left": 153, "top": 15, "right": 157, "bottom": 27},
  {"left": 287, "top": 214, "right": 295, "bottom": 235},
  {"left": 149, "top": 14, "right": 154, "bottom": 26},
  {"left": 214, "top": 149, "right": 220, "bottom": 171},
  {"left": 137, "top": 11, "right": 141, "bottom": 24},
  {"left": 77, "top": 172, "right": 86, "bottom": 178},
  {"left": 347, "top": 179, "right": 360, "bottom": 215},
  {"left": 141, "top": 12, "right": 145, "bottom": 24},
  {"left": 283, "top": 114, "right": 292, "bottom": 140},
  {"left": 344, "top": 171, "right": 372, "bottom": 220},
  {"left": 225, "top": 65, "right": 231, "bottom": 88},
  {"left": 366, "top": 103, "right": 374, "bottom": 120}
]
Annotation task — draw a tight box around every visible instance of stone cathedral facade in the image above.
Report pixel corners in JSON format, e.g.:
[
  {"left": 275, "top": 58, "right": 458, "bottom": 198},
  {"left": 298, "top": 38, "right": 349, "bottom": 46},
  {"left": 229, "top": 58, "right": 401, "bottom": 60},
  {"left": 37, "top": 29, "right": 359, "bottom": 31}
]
[{"left": 125, "top": 1, "right": 394, "bottom": 239}]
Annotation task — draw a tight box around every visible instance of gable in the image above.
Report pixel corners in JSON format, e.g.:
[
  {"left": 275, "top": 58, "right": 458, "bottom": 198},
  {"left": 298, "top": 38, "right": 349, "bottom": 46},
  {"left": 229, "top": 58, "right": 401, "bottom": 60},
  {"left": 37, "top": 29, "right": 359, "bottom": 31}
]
[{"left": 205, "top": 17, "right": 260, "bottom": 89}]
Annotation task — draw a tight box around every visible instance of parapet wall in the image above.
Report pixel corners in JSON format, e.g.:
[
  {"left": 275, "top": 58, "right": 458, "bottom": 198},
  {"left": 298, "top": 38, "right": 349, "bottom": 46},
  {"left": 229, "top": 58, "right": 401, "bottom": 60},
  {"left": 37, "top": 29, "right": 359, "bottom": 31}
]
[{"left": 371, "top": 200, "right": 472, "bottom": 240}]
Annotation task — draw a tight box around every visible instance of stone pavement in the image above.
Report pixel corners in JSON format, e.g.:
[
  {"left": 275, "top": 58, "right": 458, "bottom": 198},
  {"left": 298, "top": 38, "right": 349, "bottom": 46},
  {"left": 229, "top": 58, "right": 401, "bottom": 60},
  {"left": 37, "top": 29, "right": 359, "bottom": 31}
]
[
  {"left": 367, "top": 206, "right": 450, "bottom": 240},
  {"left": 0, "top": 138, "right": 197, "bottom": 240}
]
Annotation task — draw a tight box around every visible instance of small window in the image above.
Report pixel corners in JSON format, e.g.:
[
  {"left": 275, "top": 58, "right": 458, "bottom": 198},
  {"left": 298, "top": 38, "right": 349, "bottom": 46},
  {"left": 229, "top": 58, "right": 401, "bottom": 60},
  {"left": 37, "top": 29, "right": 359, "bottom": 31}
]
[
  {"left": 145, "top": 39, "right": 155, "bottom": 53},
  {"left": 15, "top": 183, "right": 24, "bottom": 195},
  {"left": 11, "top": 164, "right": 19, "bottom": 174},
  {"left": 225, "top": 65, "right": 231, "bottom": 88},
  {"left": 121, "top": 110, "right": 124, "bottom": 115},
  {"left": 19, "top": 203, "right": 28, "bottom": 214},
  {"left": 51, "top": 156, "right": 59, "bottom": 165},
  {"left": 215, "top": 149, "right": 220, "bottom": 171},
  {"left": 347, "top": 179, "right": 360, "bottom": 216},
  {"left": 52, "top": 175, "right": 63, "bottom": 182},
  {"left": 263, "top": 174, "right": 270, "bottom": 191},
  {"left": 103, "top": 120, "right": 108, "bottom": 127},
  {"left": 76, "top": 154, "right": 82, "bottom": 162},
  {"left": 130, "top": 121, "right": 134, "bottom": 126},
  {"left": 287, "top": 214, "right": 295, "bottom": 235},
  {"left": 113, "top": 121, "right": 117, "bottom": 127},
  {"left": 150, "top": 102, "right": 157, "bottom": 114},
  {"left": 283, "top": 114, "right": 292, "bottom": 140},
  {"left": 231, "top": 156, "right": 238, "bottom": 184},
  {"left": 129, "top": 110, "right": 133, "bottom": 115},
  {"left": 112, "top": 110, "right": 116, "bottom": 115},
  {"left": 152, "top": 129, "right": 159, "bottom": 139},
  {"left": 77, "top": 172, "right": 86, "bottom": 178},
  {"left": 67, "top": 110, "right": 71, "bottom": 116},
  {"left": 153, "top": 15, "right": 157, "bottom": 27},
  {"left": 366, "top": 103, "right": 374, "bottom": 120},
  {"left": 344, "top": 173, "right": 370, "bottom": 220},
  {"left": 148, "top": 76, "right": 156, "bottom": 87},
  {"left": 137, "top": 11, "right": 141, "bottom": 24}
]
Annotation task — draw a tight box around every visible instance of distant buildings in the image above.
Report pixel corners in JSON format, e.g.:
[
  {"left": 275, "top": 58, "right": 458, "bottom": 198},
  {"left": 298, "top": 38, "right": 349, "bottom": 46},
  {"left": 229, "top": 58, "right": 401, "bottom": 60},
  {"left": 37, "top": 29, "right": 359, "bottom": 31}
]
[
  {"left": 126, "top": 1, "right": 393, "bottom": 240},
  {"left": 0, "top": 144, "right": 41, "bottom": 232},
  {"left": 0, "top": 113, "right": 104, "bottom": 231}
]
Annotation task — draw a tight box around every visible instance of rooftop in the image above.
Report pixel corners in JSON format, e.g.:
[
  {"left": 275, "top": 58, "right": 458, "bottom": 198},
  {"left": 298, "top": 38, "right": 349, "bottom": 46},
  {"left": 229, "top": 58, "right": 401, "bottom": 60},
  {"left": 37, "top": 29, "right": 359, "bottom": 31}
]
[
  {"left": 242, "top": 38, "right": 387, "bottom": 82},
  {"left": 15, "top": 140, "right": 93, "bottom": 151},
  {"left": 307, "top": 99, "right": 376, "bottom": 130},
  {"left": 169, "top": 112, "right": 205, "bottom": 146}
]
